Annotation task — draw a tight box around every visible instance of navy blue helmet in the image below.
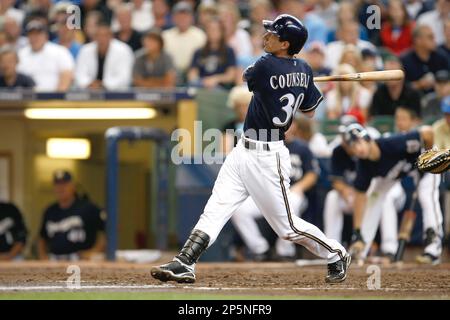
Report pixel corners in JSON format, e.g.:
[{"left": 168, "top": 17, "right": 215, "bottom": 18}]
[
  {"left": 263, "top": 14, "right": 308, "bottom": 55},
  {"left": 342, "top": 123, "right": 371, "bottom": 145}
]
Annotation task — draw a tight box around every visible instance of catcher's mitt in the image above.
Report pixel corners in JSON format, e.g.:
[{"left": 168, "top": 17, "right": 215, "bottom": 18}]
[{"left": 416, "top": 148, "right": 450, "bottom": 174}]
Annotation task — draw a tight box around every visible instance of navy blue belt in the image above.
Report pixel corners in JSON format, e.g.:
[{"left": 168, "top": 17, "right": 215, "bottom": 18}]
[{"left": 243, "top": 139, "right": 270, "bottom": 151}]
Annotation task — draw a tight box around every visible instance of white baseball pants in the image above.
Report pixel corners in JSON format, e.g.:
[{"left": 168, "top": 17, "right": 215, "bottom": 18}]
[
  {"left": 361, "top": 174, "right": 443, "bottom": 258},
  {"left": 194, "top": 137, "right": 347, "bottom": 263},
  {"left": 231, "top": 191, "right": 304, "bottom": 257},
  {"left": 323, "top": 189, "right": 353, "bottom": 243}
]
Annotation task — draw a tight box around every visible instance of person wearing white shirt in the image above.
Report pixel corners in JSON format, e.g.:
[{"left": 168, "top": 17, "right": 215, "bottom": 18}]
[
  {"left": 417, "top": 0, "right": 450, "bottom": 46},
  {"left": 325, "top": 21, "right": 379, "bottom": 71},
  {"left": 17, "top": 20, "right": 74, "bottom": 92},
  {"left": 75, "top": 23, "right": 134, "bottom": 90},
  {"left": 162, "top": 2, "right": 206, "bottom": 79},
  {"left": 111, "top": 0, "right": 154, "bottom": 33}
]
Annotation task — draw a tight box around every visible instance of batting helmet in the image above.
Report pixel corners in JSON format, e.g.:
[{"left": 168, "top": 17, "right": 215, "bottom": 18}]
[
  {"left": 342, "top": 123, "right": 371, "bottom": 145},
  {"left": 262, "top": 14, "right": 308, "bottom": 55}
]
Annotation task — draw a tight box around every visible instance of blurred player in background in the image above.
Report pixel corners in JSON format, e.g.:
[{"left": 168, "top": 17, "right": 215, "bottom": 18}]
[
  {"left": 0, "top": 202, "right": 27, "bottom": 261},
  {"left": 345, "top": 124, "right": 437, "bottom": 263},
  {"left": 38, "top": 170, "right": 106, "bottom": 261}
]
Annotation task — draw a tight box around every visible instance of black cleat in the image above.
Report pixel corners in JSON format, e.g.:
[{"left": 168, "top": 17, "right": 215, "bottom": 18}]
[
  {"left": 151, "top": 258, "right": 196, "bottom": 284},
  {"left": 326, "top": 253, "right": 351, "bottom": 284}
]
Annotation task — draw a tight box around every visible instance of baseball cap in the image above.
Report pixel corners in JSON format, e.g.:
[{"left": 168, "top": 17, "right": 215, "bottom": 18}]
[
  {"left": 441, "top": 96, "right": 450, "bottom": 114},
  {"left": 435, "top": 70, "right": 449, "bottom": 83},
  {"left": 361, "top": 47, "right": 377, "bottom": 59},
  {"left": 25, "top": 20, "right": 48, "bottom": 33},
  {"left": 53, "top": 170, "right": 73, "bottom": 184},
  {"left": 172, "top": 1, "right": 193, "bottom": 14}
]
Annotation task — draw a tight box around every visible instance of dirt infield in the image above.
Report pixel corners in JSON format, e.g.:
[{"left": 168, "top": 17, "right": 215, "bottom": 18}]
[{"left": 0, "top": 253, "right": 449, "bottom": 299}]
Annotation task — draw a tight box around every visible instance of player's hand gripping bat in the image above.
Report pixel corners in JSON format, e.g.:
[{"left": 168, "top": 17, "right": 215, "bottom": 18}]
[
  {"left": 394, "top": 191, "right": 418, "bottom": 262},
  {"left": 314, "top": 70, "right": 404, "bottom": 82}
]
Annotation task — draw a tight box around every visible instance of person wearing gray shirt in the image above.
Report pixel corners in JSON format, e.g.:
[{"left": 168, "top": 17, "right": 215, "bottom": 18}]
[{"left": 133, "top": 28, "right": 176, "bottom": 88}]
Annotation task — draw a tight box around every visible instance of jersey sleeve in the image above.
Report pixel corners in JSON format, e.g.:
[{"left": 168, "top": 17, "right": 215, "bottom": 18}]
[
  {"left": 353, "top": 161, "right": 373, "bottom": 192},
  {"left": 300, "top": 66, "right": 323, "bottom": 113},
  {"left": 380, "top": 130, "right": 422, "bottom": 157}
]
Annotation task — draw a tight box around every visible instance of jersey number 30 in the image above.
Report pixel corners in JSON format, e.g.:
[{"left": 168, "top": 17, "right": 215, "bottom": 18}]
[{"left": 273, "top": 93, "right": 305, "bottom": 127}]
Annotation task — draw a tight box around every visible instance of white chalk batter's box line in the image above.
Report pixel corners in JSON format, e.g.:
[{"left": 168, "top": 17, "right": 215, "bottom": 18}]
[{"left": 0, "top": 284, "right": 448, "bottom": 292}]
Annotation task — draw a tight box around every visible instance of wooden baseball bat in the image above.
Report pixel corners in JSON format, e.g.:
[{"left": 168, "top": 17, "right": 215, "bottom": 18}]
[
  {"left": 314, "top": 70, "right": 404, "bottom": 82},
  {"left": 394, "top": 191, "right": 418, "bottom": 262}
]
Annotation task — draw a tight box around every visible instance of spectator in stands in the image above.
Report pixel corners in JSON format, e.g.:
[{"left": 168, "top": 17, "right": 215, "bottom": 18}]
[
  {"left": 303, "top": 42, "right": 332, "bottom": 113},
  {"left": 129, "top": 0, "right": 154, "bottom": 33},
  {"left": 188, "top": 18, "right": 236, "bottom": 89},
  {"left": 326, "top": 0, "right": 369, "bottom": 43},
  {"left": 218, "top": 2, "right": 251, "bottom": 60},
  {"left": 0, "top": 0, "right": 25, "bottom": 26},
  {"left": 162, "top": 1, "right": 206, "bottom": 83},
  {"left": 338, "top": 44, "right": 363, "bottom": 72},
  {"left": 248, "top": 0, "right": 275, "bottom": 27},
  {"left": 380, "top": 0, "right": 414, "bottom": 56},
  {"left": 0, "top": 201, "right": 27, "bottom": 261},
  {"left": 83, "top": 10, "right": 102, "bottom": 44},
  {"left": 432, "top": 96, "right": 450, "bottom": 149},
  {"left": 315, "top": 0, "right": 339, "bottom": 31},
  {"left": 0, "top": 46, "right": 35, "bottom": 88},
  {"left": 197, "top": 1, "right": 218, "bottom": 30},
  {"left": 2, "top": 16, "right": 28, "bottom": 49},
  {"left": 80, "top": 0, "right": 113, "bottom": 27},
  {"left": 236, "top": 25, "right": 265, "bottom": 85},
  {"left": 417, "top": 0, "right": 449, "bottom": 46},
  {"left": 370, "top": 55, "right": 421, "bottom": 117},
  {"left": 325, "top": 20, "right": 378, "bottom": 70},
  {"left": 438, "top": 19, "right": 450, "bottom": 66},
  {"left": 406, "top": 0, "right": 434, "bottom": 20},
  {"left": 152, "top": 0, "right": 173, "bottom": 31},
  {"left": 18, "top": 20, "right": 74, "bottom": 92},
  {"left": 113, "top": 4, "right": 142, "bottom": 52},
  {"left": 38, "top": 170, "right": 106, "bottom": 261},
  {"left": 222, "top": 85, "right": 252, "bottom": 154},
  {"left": 325, "top": 64, "right": 373, "bottom": 123},
  {"left": 51, "top": 5, "right": 82, "bottom": 59},
  {"left": 133, "top": 28, "right": 175, "bottom": 88},
  {"left": 395, "top": 105, "right": 421, "bottom": 133},
  {"left": 359, "top": 48, "right": 379, "bottom": 94},
  {"left": 305, "top": 41, "right": 331, "bottom": 78},
  {"left": 279, "top": 0, "right": 328, "bottom": 46},
  {"left": 400, "top": 24, "right": 449, "bottom": 94},
  {"left": 423, "top": 70, "right": 450, "bottom": 119},
  {"left": 75, "top": 22, "right": 134, "bottom": 90}
]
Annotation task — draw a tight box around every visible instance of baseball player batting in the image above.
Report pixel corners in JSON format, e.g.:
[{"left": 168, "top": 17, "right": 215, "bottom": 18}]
[{"left": 151, "top": 14, "right": 351, "bottom": 284}]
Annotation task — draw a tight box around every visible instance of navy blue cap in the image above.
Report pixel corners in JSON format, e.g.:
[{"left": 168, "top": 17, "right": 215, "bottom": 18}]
[{"left": 53, "top": 170, "right": 73, "bottom": 184}]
